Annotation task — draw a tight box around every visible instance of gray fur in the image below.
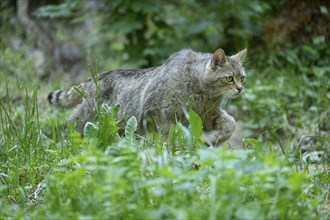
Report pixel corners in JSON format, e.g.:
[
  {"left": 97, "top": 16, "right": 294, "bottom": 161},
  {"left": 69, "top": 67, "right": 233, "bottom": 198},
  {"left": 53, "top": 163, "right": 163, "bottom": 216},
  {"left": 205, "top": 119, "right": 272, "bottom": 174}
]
[{"left": 48, "top": 48, "right": 247, "bottom": 145}]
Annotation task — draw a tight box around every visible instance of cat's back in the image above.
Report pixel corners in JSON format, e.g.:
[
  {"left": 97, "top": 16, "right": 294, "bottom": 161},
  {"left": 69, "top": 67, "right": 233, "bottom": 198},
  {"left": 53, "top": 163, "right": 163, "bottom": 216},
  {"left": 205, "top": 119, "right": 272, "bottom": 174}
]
[
  {"left": 47, "top": 48, "right": 204, "bottom": 110},
  {"left": 163, "top": 48, "right": 202, "bottom": 65}
]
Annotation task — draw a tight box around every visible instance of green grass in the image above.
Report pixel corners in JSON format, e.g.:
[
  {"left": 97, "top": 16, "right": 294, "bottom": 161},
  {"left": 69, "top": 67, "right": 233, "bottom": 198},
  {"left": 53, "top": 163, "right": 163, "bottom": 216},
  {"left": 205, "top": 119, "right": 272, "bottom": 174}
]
[
  {"left": 1, "top": 94, "right": 329, "bottom": 219},
  {"left": 1, "top": 37, "right": 329, "bottom": 219}
]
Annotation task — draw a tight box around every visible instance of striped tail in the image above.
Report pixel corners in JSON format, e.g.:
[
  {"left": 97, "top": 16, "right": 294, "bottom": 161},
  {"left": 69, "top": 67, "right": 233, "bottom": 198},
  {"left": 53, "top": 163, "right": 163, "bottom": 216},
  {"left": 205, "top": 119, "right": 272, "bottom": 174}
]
[{"left": 48, "top": 86, "right": 83, "bottom": 108}]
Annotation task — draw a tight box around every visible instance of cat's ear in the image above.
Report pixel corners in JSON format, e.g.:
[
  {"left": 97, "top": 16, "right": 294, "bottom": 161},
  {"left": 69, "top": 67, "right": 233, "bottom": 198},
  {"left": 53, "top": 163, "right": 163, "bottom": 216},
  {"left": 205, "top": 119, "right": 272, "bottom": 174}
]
[
  {"left": 231, "top": 48, "right": 247, "bottom": 62},
  {"left": 212, "top": 49, "right": 227, "bottom": 67}
]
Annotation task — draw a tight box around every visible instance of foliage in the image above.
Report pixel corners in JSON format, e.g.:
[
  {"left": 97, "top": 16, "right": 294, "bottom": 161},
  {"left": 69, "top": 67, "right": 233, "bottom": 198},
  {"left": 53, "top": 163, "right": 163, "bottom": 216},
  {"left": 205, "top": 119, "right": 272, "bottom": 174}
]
[
  {"left": 1, "top": 92, "right": 326, "bottom": 219},
  {"left": 0, "top": 88, "right": 80, "bottom": 217},
  {"left": 33, "top": 0, "right": 79, "bottom": 19},
  {"left": 29, "top": 139, "right": 322, "bottom": 219},
  {"left": 31, "top": 0, "right": 272, "bottom": 67},
  {"left": 239, "top": 36, "right": 330, "bottom": 141},
  {"left": 1, "top": 87, "right": 329, "bottom": 219},
  {"left": 0, "top": 0, "right": 329, "bottom": 219},
  {"left": 99, "top": 0, "right": 273, "bottom": 67},
  {"left": 83, "top": 104, "right": 119, "bottom": 150}
]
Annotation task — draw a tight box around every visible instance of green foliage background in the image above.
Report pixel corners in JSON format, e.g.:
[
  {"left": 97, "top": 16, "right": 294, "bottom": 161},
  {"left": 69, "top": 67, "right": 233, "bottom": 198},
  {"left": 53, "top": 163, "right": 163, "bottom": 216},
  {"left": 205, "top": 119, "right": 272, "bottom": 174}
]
[{"left": 0, "top": 0, "right": 329, "bottom": 219}]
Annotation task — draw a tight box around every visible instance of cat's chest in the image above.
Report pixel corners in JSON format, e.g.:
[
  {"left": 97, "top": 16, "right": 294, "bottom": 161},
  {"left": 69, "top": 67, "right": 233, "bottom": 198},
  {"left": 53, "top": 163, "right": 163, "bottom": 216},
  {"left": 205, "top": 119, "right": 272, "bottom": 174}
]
[{"left": 188, "top": 94, "right": 219, "bottom": 116}]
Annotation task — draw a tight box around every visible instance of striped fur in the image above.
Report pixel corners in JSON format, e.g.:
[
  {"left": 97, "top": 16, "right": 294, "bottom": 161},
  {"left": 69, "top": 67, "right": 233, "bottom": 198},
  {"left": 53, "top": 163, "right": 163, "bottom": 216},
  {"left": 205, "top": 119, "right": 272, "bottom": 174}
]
[
  {"left": 47, "top": 83, "right": 86, "bottom": 108},
  {"left": 47, "top": 48, "right": 247, "bottom": 145}
]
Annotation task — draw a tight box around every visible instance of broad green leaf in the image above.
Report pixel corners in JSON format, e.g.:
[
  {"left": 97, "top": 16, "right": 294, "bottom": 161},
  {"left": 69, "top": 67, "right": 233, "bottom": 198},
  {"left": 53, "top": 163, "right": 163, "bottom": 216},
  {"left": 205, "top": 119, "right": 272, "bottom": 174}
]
[
  {"left": 188, "top": 109, "right": 203, "bottom": 139},
  {"left": 125, "top": 116, "right": 137, "bottom": 140},
  {"left": 83, "top": 122, "right": 98, "bottom": 139}
]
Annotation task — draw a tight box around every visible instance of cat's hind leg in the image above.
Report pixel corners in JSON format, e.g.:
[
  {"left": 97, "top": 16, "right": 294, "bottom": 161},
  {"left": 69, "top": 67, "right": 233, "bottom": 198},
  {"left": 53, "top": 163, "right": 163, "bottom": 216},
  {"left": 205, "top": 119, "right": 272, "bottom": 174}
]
[{"left": 68, "top": 100, "right": 96, "bottom": 132}]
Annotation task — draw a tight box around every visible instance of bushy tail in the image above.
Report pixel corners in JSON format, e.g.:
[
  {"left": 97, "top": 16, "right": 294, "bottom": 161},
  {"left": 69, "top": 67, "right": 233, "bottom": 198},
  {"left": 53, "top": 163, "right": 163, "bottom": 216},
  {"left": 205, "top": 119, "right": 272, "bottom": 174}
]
[
  {"left": 48, "top": 84, "right": 85, "bottom": 108},
  {"left": 48, "top": 71, "right": 109, "bottom": 108}
]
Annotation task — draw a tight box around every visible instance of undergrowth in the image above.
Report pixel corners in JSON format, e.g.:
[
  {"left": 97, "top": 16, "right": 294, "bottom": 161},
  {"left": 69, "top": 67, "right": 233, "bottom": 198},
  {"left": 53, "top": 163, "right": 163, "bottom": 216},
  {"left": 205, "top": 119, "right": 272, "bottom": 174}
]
[
  {"left": 0, "top": 18, "right": 329, "bottom": 220},
  {"left": 0, "top": 84, "right": 329, "bottom": 219}
]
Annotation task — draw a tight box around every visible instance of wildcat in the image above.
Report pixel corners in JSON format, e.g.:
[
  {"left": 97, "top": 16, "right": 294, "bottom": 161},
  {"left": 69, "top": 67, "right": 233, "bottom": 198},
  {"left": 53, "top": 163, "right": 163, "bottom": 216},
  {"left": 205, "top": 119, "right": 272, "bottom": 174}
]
[{"left": 48, "top": 48, "right": 247, "bottom": 146}]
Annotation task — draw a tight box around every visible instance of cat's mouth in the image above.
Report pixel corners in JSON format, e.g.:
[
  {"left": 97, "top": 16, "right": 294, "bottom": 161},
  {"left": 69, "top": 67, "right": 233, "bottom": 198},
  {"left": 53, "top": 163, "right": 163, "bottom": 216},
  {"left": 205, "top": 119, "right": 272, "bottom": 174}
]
[
  {"left": 229, "top": 90, "right": 244, "bottom": 98},
  {"left": 230, "top": 94, "right": 241, "bottom": 99}
]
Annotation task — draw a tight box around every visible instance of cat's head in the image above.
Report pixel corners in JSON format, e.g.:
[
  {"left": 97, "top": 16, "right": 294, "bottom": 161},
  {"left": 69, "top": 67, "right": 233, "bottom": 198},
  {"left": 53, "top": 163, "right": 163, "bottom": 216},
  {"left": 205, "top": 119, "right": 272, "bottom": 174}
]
[{"left": 204, "top": 48, "right": 247, "bottom": 99}]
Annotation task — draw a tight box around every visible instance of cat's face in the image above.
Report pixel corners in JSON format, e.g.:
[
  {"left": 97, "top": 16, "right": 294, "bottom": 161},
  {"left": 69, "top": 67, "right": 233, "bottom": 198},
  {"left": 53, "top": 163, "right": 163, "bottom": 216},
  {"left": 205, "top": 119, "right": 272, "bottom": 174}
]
[{"left": 204, "top": 48, "right": 247, "bottom": 99}]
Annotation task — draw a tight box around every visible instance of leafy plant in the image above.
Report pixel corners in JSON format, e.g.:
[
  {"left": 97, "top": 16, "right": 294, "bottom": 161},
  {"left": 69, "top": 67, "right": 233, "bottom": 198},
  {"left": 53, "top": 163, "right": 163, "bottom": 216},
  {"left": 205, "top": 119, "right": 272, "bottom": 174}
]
[
  {"left": 1, "top": 0, "right": 329, "bottom": 219},
  {"left": 83, "top": 104, "right": 120, "bottom": 152},
  {"left": 238, "top": 36, "right": 330, "bottom": 142},
  {"left": 27, "top": 135, "right": 325, "bottom": 219}
]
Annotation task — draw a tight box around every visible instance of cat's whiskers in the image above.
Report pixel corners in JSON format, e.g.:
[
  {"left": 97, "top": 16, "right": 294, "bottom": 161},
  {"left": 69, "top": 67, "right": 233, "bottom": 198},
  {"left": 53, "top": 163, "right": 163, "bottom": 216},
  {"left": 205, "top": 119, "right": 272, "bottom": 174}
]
[
  {"left": 218, "top": 90, "right": 232, "bottom": 106},
  {"left": 211, "top": 89, "right": 227, "bottom": 99}
]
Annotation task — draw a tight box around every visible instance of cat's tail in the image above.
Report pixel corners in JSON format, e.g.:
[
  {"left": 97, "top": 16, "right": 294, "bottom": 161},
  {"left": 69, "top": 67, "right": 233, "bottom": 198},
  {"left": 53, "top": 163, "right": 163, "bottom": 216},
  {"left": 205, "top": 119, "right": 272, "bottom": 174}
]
[
  {"left": 48, "top": 71, "right": 109, "bottom": 108},
  {"left": 48, "top": 83, "right": 87, "bottom": 108}
]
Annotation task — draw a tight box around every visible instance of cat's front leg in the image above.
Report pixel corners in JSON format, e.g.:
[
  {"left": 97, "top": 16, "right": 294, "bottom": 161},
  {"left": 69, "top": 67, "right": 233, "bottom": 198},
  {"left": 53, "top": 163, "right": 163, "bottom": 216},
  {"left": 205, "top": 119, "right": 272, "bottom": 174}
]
[{"left": 202, "top": 110, "right": 235, "bottom": 146}]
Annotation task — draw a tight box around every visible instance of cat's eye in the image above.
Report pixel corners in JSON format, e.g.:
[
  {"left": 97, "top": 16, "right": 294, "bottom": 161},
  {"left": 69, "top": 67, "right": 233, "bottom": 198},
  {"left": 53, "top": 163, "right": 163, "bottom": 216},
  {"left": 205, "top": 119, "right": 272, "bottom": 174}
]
[
  {"left": 240, "top": 76, "right": 246, "bottom": 82},
  {"left": 226, "top": 76, "right": 234, "bottom": 82}
]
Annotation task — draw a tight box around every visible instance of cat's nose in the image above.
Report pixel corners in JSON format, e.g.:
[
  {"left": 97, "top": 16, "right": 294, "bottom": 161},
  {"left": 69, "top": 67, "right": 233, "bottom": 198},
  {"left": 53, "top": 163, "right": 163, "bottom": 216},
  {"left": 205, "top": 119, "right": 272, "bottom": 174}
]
[{"left": 236, "top": 86, "right": 243, "bottom": 92}]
